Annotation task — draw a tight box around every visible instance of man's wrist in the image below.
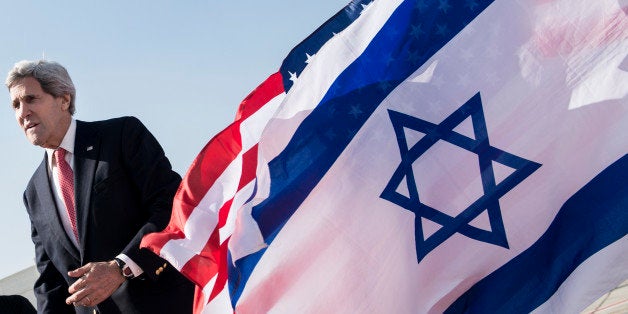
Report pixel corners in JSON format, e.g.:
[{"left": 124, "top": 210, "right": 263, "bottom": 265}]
[
  {"left": 116, "top": 254, "right": 144, "bottom": 277},
  {"left": 114, "top": 257, "right": 135, "bottom": 279}
]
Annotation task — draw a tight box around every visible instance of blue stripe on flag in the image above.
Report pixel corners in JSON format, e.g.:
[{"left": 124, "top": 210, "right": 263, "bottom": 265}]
[
  {"left": 445, "top": 154, "right": 628, "bottom": 314},
  {"left": 229, "top": 0, "right": 496, "bottom": 305}
]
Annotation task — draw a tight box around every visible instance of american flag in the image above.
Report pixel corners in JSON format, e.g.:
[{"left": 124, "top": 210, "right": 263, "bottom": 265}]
[{"left": 141, "top": 1, "right": 373, "bottom": 311}]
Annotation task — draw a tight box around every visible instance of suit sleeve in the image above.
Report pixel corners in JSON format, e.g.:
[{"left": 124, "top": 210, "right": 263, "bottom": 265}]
[
  {"left": 117, "top": 117, "right": 182, "bottom": 281},
  {"left": 25, "top": 194, "right": 75, "bottom": 314}
]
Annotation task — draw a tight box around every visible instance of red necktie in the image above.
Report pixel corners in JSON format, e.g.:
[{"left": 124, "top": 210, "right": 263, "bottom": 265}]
[{"left": 54, "top": 148, "right": 79, "bottom": 243}]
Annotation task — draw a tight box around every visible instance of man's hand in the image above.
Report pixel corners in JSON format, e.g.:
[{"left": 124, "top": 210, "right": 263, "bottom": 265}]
[{"left": 65, "top": 261, "right": 125, "bottom": 307}]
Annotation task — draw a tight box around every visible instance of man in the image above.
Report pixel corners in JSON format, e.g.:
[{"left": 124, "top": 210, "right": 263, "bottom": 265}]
[{"left": 6, "top": 60, "right": 194, "bottom": 313}]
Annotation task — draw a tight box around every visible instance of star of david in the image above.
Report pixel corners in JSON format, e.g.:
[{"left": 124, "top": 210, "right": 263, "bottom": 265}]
[{"left": 380, "top": 92, "right": 541, "bottom": 263}]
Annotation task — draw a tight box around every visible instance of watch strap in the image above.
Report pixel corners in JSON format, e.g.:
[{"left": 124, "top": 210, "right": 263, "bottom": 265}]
[{"left": 114, "top": 257, "right": 135, "bottom": 279}]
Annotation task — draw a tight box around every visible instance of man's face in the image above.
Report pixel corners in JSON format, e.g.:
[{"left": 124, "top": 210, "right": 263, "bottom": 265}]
[{"left": 10, "top": 76, "right": 71, "bottom": 148}]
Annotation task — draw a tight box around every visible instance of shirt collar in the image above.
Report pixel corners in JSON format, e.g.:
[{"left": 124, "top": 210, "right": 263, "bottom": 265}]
[{"left": 46, "top": 119, "right": 77, "bottom": 161}]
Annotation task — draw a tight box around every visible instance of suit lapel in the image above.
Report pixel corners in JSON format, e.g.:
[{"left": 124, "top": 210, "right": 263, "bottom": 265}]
[
  {"left": 74, "top": 121, "right": 100, "bottom": 259},
  {"left": 33, "top": 155, "right": 80, "bottom": 261}
]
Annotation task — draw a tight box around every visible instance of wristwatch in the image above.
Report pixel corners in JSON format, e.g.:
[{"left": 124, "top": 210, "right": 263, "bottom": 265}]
[{"left": 114, "top": 257, "right": 135, "bottom": 279}]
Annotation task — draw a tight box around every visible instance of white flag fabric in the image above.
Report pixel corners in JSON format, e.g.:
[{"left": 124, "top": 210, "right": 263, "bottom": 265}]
[{"left": 143, "top": 0, "right": 628, "bottom": 313}]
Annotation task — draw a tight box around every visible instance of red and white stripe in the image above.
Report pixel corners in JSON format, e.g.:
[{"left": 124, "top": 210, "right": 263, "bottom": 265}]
[{"left": 141, "top": 72, "right": 285, "bottom": 313}]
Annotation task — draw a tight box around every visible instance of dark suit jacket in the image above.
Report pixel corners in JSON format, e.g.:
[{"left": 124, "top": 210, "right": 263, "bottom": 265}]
[
  {"left": 0, "top": 295, "right": 36, "bottom": 314},
  {"left": 23, "top": 117, "right": 194, "bottom": 314}
]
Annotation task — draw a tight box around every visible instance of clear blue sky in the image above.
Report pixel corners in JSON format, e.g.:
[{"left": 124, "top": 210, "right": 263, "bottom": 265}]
[{"left": 0, "top": 0, "right": 347, "bottom": 279}]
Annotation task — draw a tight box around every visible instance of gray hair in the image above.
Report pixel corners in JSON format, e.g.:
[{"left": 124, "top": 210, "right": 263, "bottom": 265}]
[{"left": 5, "top": 60, "right": 76, "bottom": 115}]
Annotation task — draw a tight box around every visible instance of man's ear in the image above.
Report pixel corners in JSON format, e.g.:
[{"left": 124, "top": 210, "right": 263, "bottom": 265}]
[{"left": 60, "top": 94, "right": 71, "bottom": 111}]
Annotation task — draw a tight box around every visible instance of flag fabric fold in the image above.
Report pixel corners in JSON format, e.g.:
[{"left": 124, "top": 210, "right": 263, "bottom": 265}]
[{"left": 142, "top": 0, "right": 628, "bottom": 313}]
